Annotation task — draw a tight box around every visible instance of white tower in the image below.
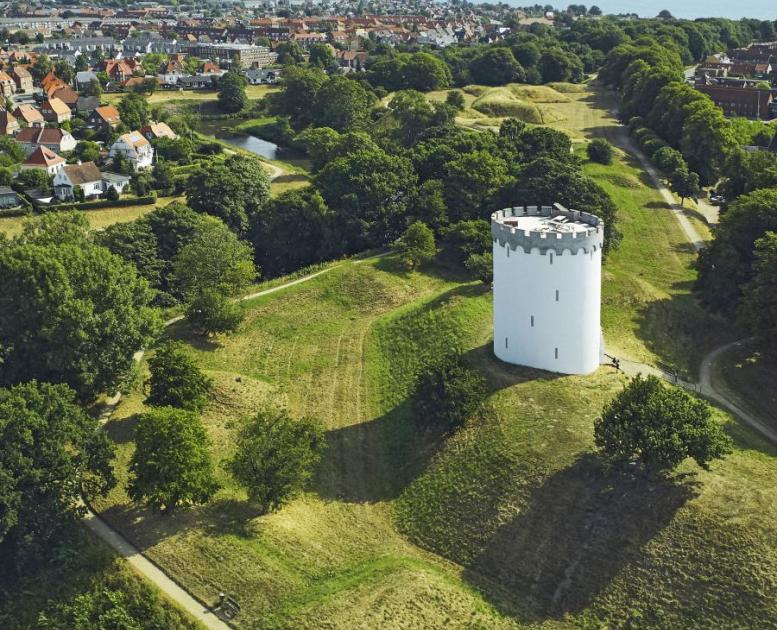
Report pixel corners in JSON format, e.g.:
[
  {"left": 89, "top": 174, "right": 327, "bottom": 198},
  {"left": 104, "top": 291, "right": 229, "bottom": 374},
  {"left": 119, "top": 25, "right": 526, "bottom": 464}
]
[{"left": 492, "top": 203, "right": 603, "bottom": 375}]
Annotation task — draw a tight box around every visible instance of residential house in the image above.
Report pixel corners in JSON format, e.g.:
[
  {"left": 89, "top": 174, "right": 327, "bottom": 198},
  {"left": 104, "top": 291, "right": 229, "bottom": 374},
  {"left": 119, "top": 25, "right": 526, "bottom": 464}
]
[
  {"left": 140, "top": 121, "right": 178, "bottom": 141},
  {"left": 243, "top": 68, "right": 280, "bottom": 84},
  {"left": 87, "top": 105, "right": 121, "bottom": 129},
  {"left": 109, "top": 131, "right": 153, "bottom": 170},
  {"left": 335, "top": 50, "right": 367, "bottom": 72},
  {"left": 12, "top": 66, "right": 33, "bottom": 92},
  {"left": 41, "top": 97, "right": 72, "bottom": 123},
  {"left": 48, "top": 85, "right": 80, "bottom": 110},
  {"left": 696, "top": 85, "right": 774, "bottom": 119},
  {"left": 76, "top": 96, "right": 100, "bottom": 115},
  {"left": 200, "top": 61, "right": 220, "bottom": 74},
  {"left": 40, "top": 71, "right": 64, "bottom": 93},
  {"left": 15, "top": 127, "right": 77, "bottom": 155},
  {"left": 53, "top": 161, "right": 104, "bottom": 200},
  {"left": 101, "top": 59, "right": 136, "bottom": 83},
  {"left": 12, "top": 104, "right": 45, "bottom": 127},
  {"left": 20, "top": 146, "right": 66, "bottom": 175},
  {"left": 0, "top": 186, "right": 21, "bottom": 208},
  {"left": 75, "top": 70, "right": 99, "bottom": 90},
  {"left": 102, "top": 172, "right": 131, "bottom": 195},
  {"left": 0, "top": 71, "right": 14, "bottom": 98},
  {"left": 0, "top": 110, "right": 20, "bottom": 135}
]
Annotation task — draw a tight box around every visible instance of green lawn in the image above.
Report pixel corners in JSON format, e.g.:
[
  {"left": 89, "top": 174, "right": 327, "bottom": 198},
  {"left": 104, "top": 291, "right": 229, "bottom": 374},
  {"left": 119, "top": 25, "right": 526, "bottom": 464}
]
[
  {"left": 0, "top": 195, "right": 184, "bottom": 237},
  {"left": 103, "top": 84, "right": 277, "bottom": 106},
  {"left": 86, "top": 83, "right": 777, "bottom": 628}
]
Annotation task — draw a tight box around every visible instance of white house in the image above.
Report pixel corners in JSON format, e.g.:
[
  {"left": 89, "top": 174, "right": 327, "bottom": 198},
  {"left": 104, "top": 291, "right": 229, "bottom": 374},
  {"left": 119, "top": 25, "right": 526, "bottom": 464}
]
[
  {"left": 20, "top": 146, "right": 66, "bottom": 175},
  {"left": 109, "top": 131, "right": 154, "bottom": 170},
  {"left": 53, "top": 162, "right": 104, "bottom": 200}
]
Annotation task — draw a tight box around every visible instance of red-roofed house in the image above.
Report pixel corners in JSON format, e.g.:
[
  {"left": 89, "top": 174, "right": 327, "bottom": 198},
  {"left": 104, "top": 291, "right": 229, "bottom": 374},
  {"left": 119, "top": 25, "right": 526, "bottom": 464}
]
[
  {"left": 0, "top": 71, "right": 14, "bottom": 98},
  {"left": 140, "top": 121, "right": 178, "bottom": 141},
  {"left": 87, "top": 105, "right": 121, "bottom": 130},
  {"left": 20, "top": 146, "right": 66, "bottom": 175},
  {"left": 0, "top": 109, "right": 19, "bottom": 135},
  {"left": 15, "top": 127, "right": 77, "bottom": 154},
  {"left": 12, "top": 104, "right": 45, "bottom": 128},
  {"left": 41, "top": 97, "right": 72, "bottom": 123}
]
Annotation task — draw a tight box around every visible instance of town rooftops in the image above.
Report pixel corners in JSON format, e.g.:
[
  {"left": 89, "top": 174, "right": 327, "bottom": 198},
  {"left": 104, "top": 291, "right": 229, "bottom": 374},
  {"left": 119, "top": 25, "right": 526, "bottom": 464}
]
[
  {"left": 23, "top": 146, "right": 65, "bottom": 167},
  {"left": 16, "top": 127, "right": 71, "bottom": 144},
  {"left": 60, "top": 161, "right": 102, "bottom": 184},
  {"left": 42, "top": 97, "right": 71, "bottom": 116},
  {"left": 119, "top": 130, "right": 151, "bottom": 148},
  {"left": 13, "top": 104, "right": 44, "bottom": 124},
  {"left": 140, "top": 121, "right": 177, "bottom": 139},
  {"left": 92, "top": 105, "right": 121, "bottom": 124}
]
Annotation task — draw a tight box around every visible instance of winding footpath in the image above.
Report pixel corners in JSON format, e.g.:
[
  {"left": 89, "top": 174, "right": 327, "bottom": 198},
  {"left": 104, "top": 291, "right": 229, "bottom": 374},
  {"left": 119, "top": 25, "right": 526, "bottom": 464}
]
[
  {"left": 615, "top": 139, "right": 776, "bottom": 447},
  {"left": 86, "top": 257, "right": 377, "bottom": 627}
]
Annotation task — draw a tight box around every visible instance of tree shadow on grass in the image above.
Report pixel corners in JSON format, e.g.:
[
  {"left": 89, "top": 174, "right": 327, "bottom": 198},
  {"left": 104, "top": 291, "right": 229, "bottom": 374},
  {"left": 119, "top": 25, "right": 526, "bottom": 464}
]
[
  {"left": 463, "top": 454, "right": 699, "bottom": 623},
  {"left": 103, "top": 413, "right": 140, "bottom": 445},
  {"left": 166, "top": 319, "right": 223, "bottom": 352}
]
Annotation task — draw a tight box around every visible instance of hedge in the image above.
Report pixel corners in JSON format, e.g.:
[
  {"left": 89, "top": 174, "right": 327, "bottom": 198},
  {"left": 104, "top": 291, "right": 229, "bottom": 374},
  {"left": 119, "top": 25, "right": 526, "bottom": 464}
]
[{"left": 41, "top": 195, "right": 157, "bottom": 213}]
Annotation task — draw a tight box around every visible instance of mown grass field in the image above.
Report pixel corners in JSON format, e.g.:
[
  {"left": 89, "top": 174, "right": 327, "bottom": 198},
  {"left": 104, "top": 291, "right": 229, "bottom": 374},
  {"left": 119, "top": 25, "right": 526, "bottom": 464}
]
[
  {"left": 0, "top": 195, "right": 183, "bottom": 237},
  {"left": 103, "top": 84, "right": 277, "bottom": 105},
  {"left": 92, "top": 146, "right": 777, "bottom": 628},
  {"left": 86, "top": 82, "right": 777, "bottom": 628}
]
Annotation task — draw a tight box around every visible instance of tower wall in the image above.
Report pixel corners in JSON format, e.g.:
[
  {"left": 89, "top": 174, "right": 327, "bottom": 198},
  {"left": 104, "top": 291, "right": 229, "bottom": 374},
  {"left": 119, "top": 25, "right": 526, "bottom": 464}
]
[{"left": 492, "top": 205, "right": 603, "bottom": 375}]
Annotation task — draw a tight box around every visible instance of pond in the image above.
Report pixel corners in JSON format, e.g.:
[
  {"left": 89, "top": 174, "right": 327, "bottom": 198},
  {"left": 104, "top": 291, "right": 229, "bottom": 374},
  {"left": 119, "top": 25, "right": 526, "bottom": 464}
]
[{"left": 196, "top": 120, "right": 299, "bottom": 161}]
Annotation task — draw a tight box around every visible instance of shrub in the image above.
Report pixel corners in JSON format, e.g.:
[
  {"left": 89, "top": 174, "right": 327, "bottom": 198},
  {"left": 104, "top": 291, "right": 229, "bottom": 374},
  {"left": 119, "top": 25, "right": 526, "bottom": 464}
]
[
  {"left": 413, "top": 356, "right": 488, "bottom": 432},
  {"left": 396, "top": 221, "right": 436, "bottom": 269},
  {"left": 587, "top": 138, "right": 614, "bottom": 165},
  {"left": 465, "top": 251, "right": 493, "bottom": 283}
]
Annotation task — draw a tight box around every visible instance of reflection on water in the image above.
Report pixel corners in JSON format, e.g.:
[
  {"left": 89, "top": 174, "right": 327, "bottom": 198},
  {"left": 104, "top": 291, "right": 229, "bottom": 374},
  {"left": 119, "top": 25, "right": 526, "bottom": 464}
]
[{"left": 217, "top": 132, "right": 283, "bottom": 160}]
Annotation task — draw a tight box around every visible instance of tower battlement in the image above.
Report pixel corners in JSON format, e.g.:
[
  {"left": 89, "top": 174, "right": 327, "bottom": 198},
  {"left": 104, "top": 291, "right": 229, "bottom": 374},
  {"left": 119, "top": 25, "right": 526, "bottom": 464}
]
[{"left": 491, "top": 203, "right": 604, "bottom": 256}]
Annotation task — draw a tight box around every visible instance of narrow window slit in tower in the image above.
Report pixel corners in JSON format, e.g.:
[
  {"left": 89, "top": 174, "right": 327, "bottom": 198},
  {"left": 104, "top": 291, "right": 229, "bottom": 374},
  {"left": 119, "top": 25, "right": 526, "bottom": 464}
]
[
  {"left": 555, "top": 347, "right": 559, "bottom": 359},
  {"left": 505, "top": 337, "right": 508, "bottom": 349},
  {"left": 530, "top": 315, "right": 534, "bottom": 327},
  {"left": 555, "top": 289, "right": 559, "bottom": 302},
  {"left": 549, "top": 253, "right": 554, "bottom": 264}
]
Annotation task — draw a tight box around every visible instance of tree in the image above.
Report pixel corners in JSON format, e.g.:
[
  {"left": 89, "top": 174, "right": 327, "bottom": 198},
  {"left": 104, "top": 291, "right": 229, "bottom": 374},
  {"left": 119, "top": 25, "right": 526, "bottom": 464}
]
[
  {"left": 217, "top": 70, "right": 247, "bottom": 114},
  {"left": 589, "top": 5, "right": 602, "bottom": 16},
  {"left": 396, "top": 221, "right": 435, "bottom": 269},
  {"left": 30, "top": 54, "right": 53, "bottom": 83},
  {"left": 0, "top": 136, "right": 26, "bottom": 165},
  {"left": 587, "top": 138, "right": 614, "bottom": 164},
  {"left": 443, "top": 219, "right": 491, "bottom": 265},
  {"left": 14, "top": 168, "right": 52, "bottom": 192},
  {"left": 129, "top": 407, "right": 218, "bottom": 514},
  {"left": 308, "top": 43, "right": 335, "bottom": 69},
  {"left": 469, "top": 48, "right": 525, "bottom": 86},
  {"left": 276, "top": 40, "right": 305, "bottom": 65},
  {"left": 539, "top": 48, "right": 584, "bottom": 83},
  {"left": 738, "top": 232, "right": 777, "bottom": 355},
  {"left": 465, "top": 251, "right": 493, "bottom": 283},
  {"left": 250, "top": 187, "right": 336, "bottom": 277},
  {"left": 16, "top": 210, "right": 90, "bottom": 246},
  {"left": 226, "top": 408, "right": 326, "bottom": 512},
  {"left": 185, "top": 155, "right": 271, "bottom": 233},
  {"left": 445, "top": 90, "right": 465, "bottom": 111},
  {"left": 117, "top": 92, "right": 149, "bottom": 130},
  {"left": 186, "top": 289, "right": 245, "bottom": 336},
  {"left": 270, "top": 66, "right": 327, "bottom": 129},
  {"left": 97, "top": 218, "right": 164, "bottom": 290},
  {"left": 443, "top": 151, "right": 511, "bottom": 221},
  {"left": 174, "top": 217, "right": 256, "bottom": 299},
  {"left": 146, "top": 341, "right": 212, "bottom": 412},
  {"left": 316, "top": 147, "right": 417, "bottom": 250},
  {"left": 312, "top": 76, "right": 372, "bottom": 132},
  {"left": 72, "top": 140, "right": 101, "bottom": 163},
  {"left": 295, "top": 126, "right": 341, "bottom": 171},
  {"left": 401, "top": 52, "right": 451, "bottom": 91},
  {"left": 594, "top": 375, "right": 732, "bottom": 476},
  {"left": 81, "top": 78, "right": 102, "bottom": 97},
  {"left": 670, "top": 168, "right": 700, "bottom": 205},
  {"left": 54, "top": 59, "right": 74, "bottom": 84},
  {"left": 413, "top": 356, "right": 488, "bottom": 432},
  {"left": 652, "top": 146, "right": 686, "bottom": 173},
  {"left": 0, "top": 382, "right": 114, "bottom": 563},
  {"left": 0, "top": 235, "right": 159, "bottom": 399}
]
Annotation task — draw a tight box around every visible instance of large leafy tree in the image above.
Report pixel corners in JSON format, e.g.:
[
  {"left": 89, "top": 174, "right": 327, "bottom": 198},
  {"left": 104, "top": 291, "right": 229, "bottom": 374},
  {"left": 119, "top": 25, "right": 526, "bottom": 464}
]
[
  {"left": 146, "top": 341, "right": 212, "bottom": 412},
  {"left": 97, "top": 219, "right": 165, "bottom": 291},
  {"left": 469, "top": 48, "right": 525, "bottom": 85},
  {"left": 0, "top": 382, "right": 115, "bottom": 561},
  {"left": 217, "top": 69, "right": 247, "bottom": 114},
  {"left": 312, "top": 76, "right": 373, "bottom": 132},
  {"left": 117, "top": 92, "right": 149, "bottom": 130},
  {"left": 738, "top": 232, "right": 777, "bottom": 355},
  {"left": 250, "top": 187, "right": 337, "bottom": 278},
  {"left": 396, "top": 221, "right": 436, "bottom": 269},
  {"left": 226, "top": 408, "right": 326, "bottom": 513},
  {"left": 129, "top": 407, "right": 218, "bottom": 514},
  {"left": 174, "top": 218, "right": 256, "bottom": 335},
  {"left": 696, "top": 188, "right": 777, "bottom": 314},
  {"left": 401, "top": 52, "right": 451, "bottom": 91},
  {"left": 316, "top": 147, "right": 417, "bottom": 250},
  {"left": 594, "top": 375, "right": 732, "bottom": 476},
  {"left": 308, "top": 43, "right": 335, "bottom": 69},
  {"left": 504, "top": 157, "right": 621, "bottom": 254},
  {"left": 0, "top": 236, "right": 159, "bottom": 400},
  {"left": 185, "top": 155, "right": 270, "bottom": 233},
  {"left": 443, "top": 150, "right": 511, "bottom": 222},
  {"left": 270, "top": 66, "right": 327, "bottom": 129}
]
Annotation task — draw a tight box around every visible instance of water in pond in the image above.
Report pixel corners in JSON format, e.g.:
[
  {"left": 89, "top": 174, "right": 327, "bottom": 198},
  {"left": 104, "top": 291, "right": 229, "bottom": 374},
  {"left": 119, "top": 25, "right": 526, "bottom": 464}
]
[{"left": 217, "top": 132, "right": 286, "bottom": 160}]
